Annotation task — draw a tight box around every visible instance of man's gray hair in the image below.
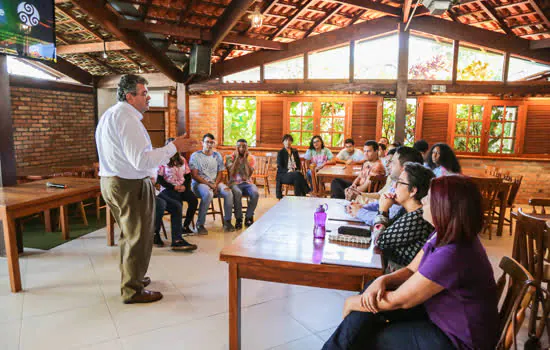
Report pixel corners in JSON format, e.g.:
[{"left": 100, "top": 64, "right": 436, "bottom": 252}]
[{"left": 117, "top": 74, "right": 149, "bottom": 102}]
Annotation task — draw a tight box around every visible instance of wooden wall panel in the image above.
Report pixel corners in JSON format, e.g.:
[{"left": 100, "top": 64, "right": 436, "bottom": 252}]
[
  {"left": 421, "top": 102, "right": 450, "bottom": 146},
  {"left": 258, "top": 100, "right": 284, "bottom": 147},
  {"left": 524, "top": 104, "right": 550, "bottom": 155},
  {"left": 351, "top": 100, "right": 378, "bottom": 145}
]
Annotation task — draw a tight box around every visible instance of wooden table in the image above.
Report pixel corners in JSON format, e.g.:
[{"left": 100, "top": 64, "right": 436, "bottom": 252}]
[
  {"left": 463, "top": 169, "right": 510, "bottom": 237},
  {"left": 220, "top": 197, "right": 383, "bottom": 350},
  {"left": 0, "top": 177, "right": 115, "bottom": 292},
  {"left": 317, "top": 164, "right": 361, "bottom": 183}
]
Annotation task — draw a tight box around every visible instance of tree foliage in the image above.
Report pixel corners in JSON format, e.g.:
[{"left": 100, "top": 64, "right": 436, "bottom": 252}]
[
  {"left": 223, "top": 97, "right": 257, "bottom": 146},
  {"left": 408, "top": 54, "right": 452, "bottom": 80}
]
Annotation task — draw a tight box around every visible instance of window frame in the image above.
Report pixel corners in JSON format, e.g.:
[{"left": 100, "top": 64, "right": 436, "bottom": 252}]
[{"left": 446, "top": 98, "right": 526, "bottom": 156}]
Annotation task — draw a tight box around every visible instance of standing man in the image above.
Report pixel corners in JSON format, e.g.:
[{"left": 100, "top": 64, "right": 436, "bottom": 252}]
[
  {"left": 96, "top": 74, "right": 195, "bottom": 304},
  {"left": 190, "top": 133, "right": 235, "bottom": 234},
  {"left": 225, "top": 139, "right": 260, "bottom": 229}
]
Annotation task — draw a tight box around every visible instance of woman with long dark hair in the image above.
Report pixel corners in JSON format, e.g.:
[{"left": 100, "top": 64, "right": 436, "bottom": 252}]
[
  {"left": 426, "top": 143, "right": 461, "bottom": 176},
  {"left": 323, "top": 176, "right": 498, "bottom": 350},
  {"left": 304, "top": 135, "right": 334, "bottom": 188}
]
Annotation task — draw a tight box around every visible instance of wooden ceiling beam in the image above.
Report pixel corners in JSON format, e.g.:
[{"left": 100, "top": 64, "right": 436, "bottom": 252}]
[
  {"left": 504, "top": 11, "right": 537, "bottom": 21},
  {"left": 333, "top": 0, "right": 402, "bottom": 17},
  {"left": 56, "top": 7, "right": 104, "bottom": 42},
  {"left": 402, "top": 0, "right": 413, "bottom": 22},
  {"left": 210, "top": 0, "right": 256, "bottom": 49},
  {"left": 526, "top": 0, "right": 550, "bottom": 27},
  {"left": 302, "top": 4, "right": 343, "bottom": 38},
  {"left": 530, "top": 38, "right": 550, "bottom": 49},
  {"left": 494, "top": 1, "right": 530, "bottom": 10},
  {"left": 42, "top": 56, "right": 94, "bottom": 85},
  {"left": 477, "top": 0, "right": 513, "bottom": 35},
  {"left": 408, "top": 15, "right": 550, "bottom": 63},
  {"left": 71, "top": 0, "right": 185, "bottom": 82},
  {"left": 510, "top": 22, "right": 545, "bottom": 30},
  {"left": 57, "top": 41, "right": 131, "bottom": 54},
  {"left": 207, "top": 16, "right": 400, "bottom": 79},
  {"left": 118, "top": 19, "right": 287, "bottom": 50}
]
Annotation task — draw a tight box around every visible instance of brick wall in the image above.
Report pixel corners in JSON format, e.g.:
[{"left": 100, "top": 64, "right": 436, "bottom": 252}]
[
  {"left": 460, "top": 158, "right": 550, "bottom": 204},
  {"left": 189, "top": 95, "right": 219, "bottom": 141},
  {"left": 10, "top": 86, "right": 97, "bottom": 171}
]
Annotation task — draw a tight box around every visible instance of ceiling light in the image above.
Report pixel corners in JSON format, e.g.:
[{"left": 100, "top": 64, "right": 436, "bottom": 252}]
[
  {"left": 249, "top": 7, "right": 263, "bottom": 28},
  {"left": 138, "top": 66, "right": 142, "bottom": 74},
  {"left": 102, "top": 41, "right": 108, "bottom": 59}
]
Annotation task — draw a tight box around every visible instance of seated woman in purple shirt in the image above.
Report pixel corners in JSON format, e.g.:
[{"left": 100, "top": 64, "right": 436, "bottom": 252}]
[{"left": 323, "top": 175, "right": 499, "bottom": 350}]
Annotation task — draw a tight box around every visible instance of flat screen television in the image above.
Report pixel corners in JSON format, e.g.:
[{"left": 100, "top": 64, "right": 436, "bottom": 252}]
[{"left": 0, "top": 0, "right": 56, "bottom": 62}]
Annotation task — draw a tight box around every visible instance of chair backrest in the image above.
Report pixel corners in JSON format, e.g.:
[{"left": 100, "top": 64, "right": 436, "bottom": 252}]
[
  {"left": 529, "top": 198, "right": 550, "bottom": 215},
  {"left": 515, "top": 208, "right": 548, "bottom": 282},
  {"left": 496, "top": 256, "right": 536, "bottom": 350},
  {"left": 254, "top": 156, "right": 272, "bottom": 177},
  {"left": 486, "top": 165, "right": 500, "bottom": 177},
  {"left": 309, "top": 164, "right": 322, "bottom": 196},
  {"left": 503, "top": 175, "right": 523, "bottom": 207},
  {"left": 469, "top": 177, "right": 502, "bottom": 212},
  {"left": 366, "top": 175, "right": 387, "bottom": 193},
  {"left": 300, "top": 158, "right": 307, "bottom": 178}
]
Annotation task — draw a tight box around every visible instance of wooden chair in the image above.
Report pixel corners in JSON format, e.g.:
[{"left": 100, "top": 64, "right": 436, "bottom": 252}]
[
  {"left": 366, "top": 175, "right": 387, "bottom": 193},
  {"left": 486, "top": 165, "right": 500, "bottom": 177},
  {"left": 513, "top": 209, "right": 550, "bottom": 340},
  {"left": 496, "top": 256, "right": 537, "bottom": 350},
  {"left": 282, "top": 157, "right": 308, "bottom": 197},
  {"left": 309, "top": 164, "right": 330, "bottom": 197},
  {"left": 493, "top": 175, "right": 523, "bottom": 236},
  {"left": 51, "top": 171, "right": 90, "bottom": 227},
  {"left": 251, "top": 155, "right": 272, "bottom": 197},
  {"left": 470, "top": 176, "right": 502, "bottom": 239},
  {"left": 529, "top": 198, "right": 550, "bottom": 215}
]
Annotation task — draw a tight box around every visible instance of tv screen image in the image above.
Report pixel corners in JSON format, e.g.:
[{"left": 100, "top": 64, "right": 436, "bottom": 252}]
[{"left": 0, "top": 0, "right": 56, "bottom": 62}]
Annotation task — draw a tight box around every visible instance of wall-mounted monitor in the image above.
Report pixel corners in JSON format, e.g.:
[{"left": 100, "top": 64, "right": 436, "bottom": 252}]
[{"left": 0, "top": 0, "right": 56, "bottom": 62}]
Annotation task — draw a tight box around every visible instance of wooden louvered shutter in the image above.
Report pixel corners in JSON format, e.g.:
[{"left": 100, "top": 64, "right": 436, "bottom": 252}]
[
  {"left": 351, "top": 100, "right": 378, "bottom": 145},
  {"left": 420, "top": 102, "right": 449, "bottom": 146},
  {"left": 258, "top": 99, "right": 284, "bottom": 147},
  {"left": 524, "top": 104, "right": 550, "bottom": 155}
]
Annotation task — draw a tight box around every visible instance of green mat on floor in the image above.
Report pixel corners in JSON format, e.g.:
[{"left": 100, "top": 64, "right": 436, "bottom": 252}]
[{"left": 22, "top": 208, "right": 106, "bottom": 250}]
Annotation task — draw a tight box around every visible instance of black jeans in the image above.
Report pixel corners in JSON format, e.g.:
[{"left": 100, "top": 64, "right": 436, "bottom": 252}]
[
  {"left": 322, "top": 282, "right": 454, "bottom": 350},
  {"left": 154, "top": 196, "right": 167, "bottom": 235},
  {"left": 276, "top": 171, "right": 309, "bottom": 199},
  {"left": 156, "top": 189, "right": 198, "bottom": 241},
  {"left": 331, "top": 178, "right": 353, "bottom": 199}
]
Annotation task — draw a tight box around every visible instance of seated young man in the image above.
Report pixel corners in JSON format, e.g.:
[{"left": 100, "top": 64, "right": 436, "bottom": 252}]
[
  {"left": 331, "top": 140, "right": 386, "bottom": 200},
  {"left": 225, "top": 139, "right": 259, "bottom": 229},
  {"left": 347, "top": 146, "right": 424, "bottom": 226},
  {"left": 189, "top": 133, "right": 235, "bottom": 234},
  {"left": 335, "top": 138, "right": 365, "bottom": 165}
]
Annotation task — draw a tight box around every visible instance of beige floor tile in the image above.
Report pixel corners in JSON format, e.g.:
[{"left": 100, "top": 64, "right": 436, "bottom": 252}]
[
  {"left": 316, "top": 327, "right": 337, "bottom": 342},
  {"left": 78, "top": 338, "right": 124, "bottom": 350},
  {"left": 20, "top": 304, "right": 118, "bottom": 350},
  {"left": 0, "top": 291, "right": 24, "bottom": 324},
  {"left": 0, "top": 320, "right": 21, "bottom": 350},
  {"left": 270, "top": 334, "right": 325, "bottom": 350},
  {"left": 103, "top": 280, "right": 200, "bottom": 337},
  {"left": 175, "top": 279, "right": 229, "bottom": 318}
]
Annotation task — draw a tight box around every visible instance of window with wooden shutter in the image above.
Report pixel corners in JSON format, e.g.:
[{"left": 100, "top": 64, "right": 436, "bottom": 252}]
[
  {"left": 524, "top": 103, "right": 550, "bottom": 155},
  {"left": 351, "top": 100, "right": 378, "bottom": 145},
  {"left": 257, "top": 99, "right": 284, "bottom": 147},
  {"left": 420, "top": 102, "right": 449, "bottom": 146}
]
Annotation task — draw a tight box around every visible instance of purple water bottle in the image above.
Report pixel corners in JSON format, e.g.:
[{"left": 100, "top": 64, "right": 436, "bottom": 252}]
[{"left": 313, "top": 203, "right": 328, "bottom": 239}]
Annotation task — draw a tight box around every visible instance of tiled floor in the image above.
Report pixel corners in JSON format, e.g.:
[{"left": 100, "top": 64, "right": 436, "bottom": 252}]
[{"left": 0, "top": 196, "right": 536, "bottom": 349}]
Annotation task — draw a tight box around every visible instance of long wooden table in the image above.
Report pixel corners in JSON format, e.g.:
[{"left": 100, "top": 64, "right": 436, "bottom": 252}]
[
  {"left": 317, "top": 164, "right": 361, "bottom": 183},
  {"left": 0, "top": 177, "right": 115, "bottom": 292},
  {"left": 220, "top": 197, "right": 383, "bottom": 350}
]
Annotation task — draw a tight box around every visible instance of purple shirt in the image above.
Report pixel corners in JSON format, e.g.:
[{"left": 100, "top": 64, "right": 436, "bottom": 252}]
[{"left": 418, "top": 234, "right": 498, "bottom": 350}]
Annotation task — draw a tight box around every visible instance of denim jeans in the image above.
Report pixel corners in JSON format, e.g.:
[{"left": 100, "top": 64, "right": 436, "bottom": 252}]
[
  {"left": 322, "top": 281, "right": 454, "bottom": 350},
  {"left": 230, "top": 182, "right": 259, "bottom": 219},
  {"left": 192, "top": 182, "right": 233, "bottom": 226}
]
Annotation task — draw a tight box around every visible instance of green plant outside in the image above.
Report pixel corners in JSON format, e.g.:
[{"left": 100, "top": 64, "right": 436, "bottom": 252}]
[
  {"left": 223, "top": 97, "right": 257, "bottom": 146},
  {"left": 382, "top": 99, "right": 417, "bottom": 146}
]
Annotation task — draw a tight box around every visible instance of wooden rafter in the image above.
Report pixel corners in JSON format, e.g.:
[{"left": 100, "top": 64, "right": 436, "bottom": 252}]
[
  {"left": 207, "top": 16, "right": 400, "bottom": 78},
  {"left": 117, "top": 19, "right": 287, "bottom": 50},
  {"left": 71, "top": 0, "right": 185, "bottom": 82},
  {"left": 334, "top": 0, "right": 402, "bottom": 17},
  {"left": 140, "top": 0, "right": 154, "bottom": 21},
  {"left": 446, "top": 8, "right": 460, "bottom": 22},
  {"left": 504, "top": 11, "right": 537, "bottom": 21},
  {"left": 43, "top": 57, "right": 94, "bottom": 85},
  {"left": 408, "top": 16, "right": 550, "bottom": 63},
  {"left": 56, "top": 7, "right": 104, "bottom": 41},
  {"left": 527, "top": 0, "right": 550, "bottom": 27},
  {"left": 271, "top": 0, "right": 316, "bottom": 38},
  {"left": 210, "top": 0, "right": 256, "bottom": 49},
  {"left": 477, "top": 0, "right": 513, "bottom": 35},
  {"left": 302, "top": 4, "right": 343, "bottom": 38},
  {"left": 57, "top": 41, "right": 130, "bottom": 54},
  {"left": 530, "top": 38, "right": 550, "bottom": 49},
  {"left": 403, "top": 0, "right": 413, "bottom": 23}
]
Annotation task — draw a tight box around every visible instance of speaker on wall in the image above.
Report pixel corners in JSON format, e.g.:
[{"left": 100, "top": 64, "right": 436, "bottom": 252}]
[{"left": 189, "top": 44, "right": 212, "bottom": 76}]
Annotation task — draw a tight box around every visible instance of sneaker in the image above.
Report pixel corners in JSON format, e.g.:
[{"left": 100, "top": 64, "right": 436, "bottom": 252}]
[
  {"left": 182, "top": 225, "right": 196, "bottom": 236},
  {"left": 223, "top": 220, "right": 236, "bottom": 232},
  {"left": 235, "top": 218, "right": 243, "bottom": 230},
  {"left": 171, "top": 238, "right": 198, "bottom": 252},
  {"left": 153, "top": 233, "right": 164, "bottom": 247},
  {"left": 245, "top": 217, "right": 254, "bottom": 227},
  {"left": 196, "top": 225, "right": 208, "bottom": 235}
]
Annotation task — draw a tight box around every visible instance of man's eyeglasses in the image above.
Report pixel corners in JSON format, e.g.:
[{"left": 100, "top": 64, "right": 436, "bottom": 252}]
[
  {"left": 204, "top": 140, "right": 215, "bottom": 145},
  {"left": 395, "top": 180, "right": 410, "bottom": 187}
]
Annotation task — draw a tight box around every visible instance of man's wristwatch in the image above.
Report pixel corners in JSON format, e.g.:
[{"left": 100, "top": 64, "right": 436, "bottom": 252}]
[{"left": 377, "top": 210, "right": 389, "bottom": 217}]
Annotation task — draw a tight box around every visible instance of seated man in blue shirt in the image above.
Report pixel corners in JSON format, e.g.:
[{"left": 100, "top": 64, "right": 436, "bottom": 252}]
[{"left": 346, "top": 146, "right": 424, "bottom": 225}]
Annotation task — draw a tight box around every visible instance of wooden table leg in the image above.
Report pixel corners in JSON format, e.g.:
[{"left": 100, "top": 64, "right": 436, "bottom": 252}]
[
  {"left": 229, "top": 263, "right": 241, "bottom": 350},
  {"left": 106, "top": 206, "right": 115, "bottom": 246},
  {"left": 497, "top": 192, "right": 506, "bottom": 236},
  {"left": 1, "top": 211, "right": 22, "bottom": 292},
  {"left": 44, "top": 209, "right": 53, "bottom": 232},
  {"left": 59, "top": 205, "right": 70, "bottom": 240}
]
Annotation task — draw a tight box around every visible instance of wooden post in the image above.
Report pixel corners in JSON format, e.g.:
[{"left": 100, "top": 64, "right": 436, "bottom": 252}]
[
  {"left": 452, "top": 40, "right": 459, "bottom": 84},
  {"left": 395, "top": 24, "right": 409, "bottom": 144},
  {"left": 176, "top": 83, "right": 189, "bottom": 136},
  {"left": 503, "top": 52, "right": 510, "bottom": 84},
  {"left": 0, "top": 54, "right": 18, "bottom": 257},
  {"left": 349, "top": 40, "right": 355, "bottom": 83}
]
